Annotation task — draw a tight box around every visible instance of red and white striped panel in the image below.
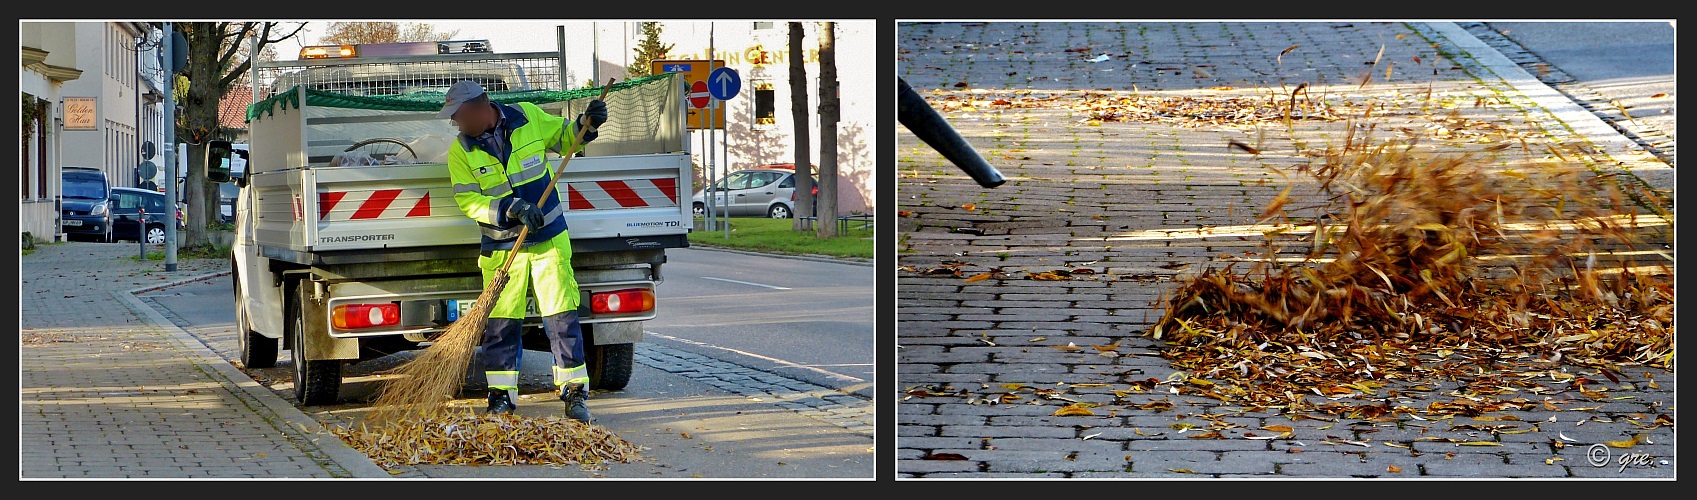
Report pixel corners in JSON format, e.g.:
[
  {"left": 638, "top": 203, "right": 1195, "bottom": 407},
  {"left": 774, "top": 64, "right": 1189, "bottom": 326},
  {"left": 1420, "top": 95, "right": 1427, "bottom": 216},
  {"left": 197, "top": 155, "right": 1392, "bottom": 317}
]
[
  {"left": 317, "top": 189, "right": 434, "bottom": 221},
  {"left": 566, "top": 178, "right": 678, "bottom": 211}
]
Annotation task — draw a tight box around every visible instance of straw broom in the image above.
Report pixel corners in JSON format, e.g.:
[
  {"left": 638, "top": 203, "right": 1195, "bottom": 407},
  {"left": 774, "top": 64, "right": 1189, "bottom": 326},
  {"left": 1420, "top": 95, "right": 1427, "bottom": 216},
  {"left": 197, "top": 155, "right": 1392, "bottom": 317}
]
[{"left": 367, "top": 80, "right": 616, "bottom": 424}]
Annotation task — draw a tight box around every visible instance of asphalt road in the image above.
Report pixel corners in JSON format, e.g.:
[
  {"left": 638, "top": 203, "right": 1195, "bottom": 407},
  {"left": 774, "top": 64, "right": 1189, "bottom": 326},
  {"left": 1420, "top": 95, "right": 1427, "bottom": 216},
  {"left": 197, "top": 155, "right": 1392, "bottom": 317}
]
[
  {"left": 138, "top": 247, "right": 875, "bottom": 478},
  {"left": 644, "top": 247, "right": 876, "bottom": 396},
  {"left": 1480, "top": 21, "right": 1676, "bottom": 164}
]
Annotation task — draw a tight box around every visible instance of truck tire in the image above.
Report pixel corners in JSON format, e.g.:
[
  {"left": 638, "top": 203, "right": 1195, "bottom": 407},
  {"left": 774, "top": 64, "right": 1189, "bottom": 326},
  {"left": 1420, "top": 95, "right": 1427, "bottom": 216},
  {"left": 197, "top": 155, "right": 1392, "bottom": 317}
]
[
  {"left": 588, "top": 342, "right": 633, "bottom": 391},
  {"left": 233, "top": 262, "right": 278, "bottom": 368},
  {"left": 288, "top": 282, "right": 342, "bottom": 405}
]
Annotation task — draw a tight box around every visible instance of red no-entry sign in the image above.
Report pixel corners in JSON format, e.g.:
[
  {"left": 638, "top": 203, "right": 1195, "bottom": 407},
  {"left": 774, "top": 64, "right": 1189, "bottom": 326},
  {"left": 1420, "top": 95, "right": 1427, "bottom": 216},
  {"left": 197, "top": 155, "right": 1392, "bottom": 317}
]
[{"left": 688, "top": 80, "right": 711, "bottom": 109}]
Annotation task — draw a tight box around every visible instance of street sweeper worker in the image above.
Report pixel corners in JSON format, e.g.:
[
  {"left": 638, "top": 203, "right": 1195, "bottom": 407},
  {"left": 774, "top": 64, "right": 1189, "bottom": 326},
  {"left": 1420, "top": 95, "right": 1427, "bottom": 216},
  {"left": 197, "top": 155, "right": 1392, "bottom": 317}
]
[{"left": 439, "top": 79, "right": 608, "bottom": 423}]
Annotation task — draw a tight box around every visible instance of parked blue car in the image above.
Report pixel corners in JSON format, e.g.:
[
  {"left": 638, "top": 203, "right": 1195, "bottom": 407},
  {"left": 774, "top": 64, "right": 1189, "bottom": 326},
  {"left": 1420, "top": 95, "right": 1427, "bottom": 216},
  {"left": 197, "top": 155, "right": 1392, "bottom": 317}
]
[{"left": 61, "top": 167, "right": 112, "bottom": 242}]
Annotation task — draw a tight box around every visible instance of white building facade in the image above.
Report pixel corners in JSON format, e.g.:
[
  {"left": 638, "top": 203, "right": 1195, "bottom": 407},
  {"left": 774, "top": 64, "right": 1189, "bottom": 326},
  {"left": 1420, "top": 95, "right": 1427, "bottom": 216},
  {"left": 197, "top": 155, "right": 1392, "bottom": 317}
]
[
  {"left": 57, "top": 22, "right": 158, "bottom": 192},
  {"left": 19, "top": 21, "right": 163, "bottom": 244},
  {"left": 20, "top": 22, "right": 84, "bottom": 242}
]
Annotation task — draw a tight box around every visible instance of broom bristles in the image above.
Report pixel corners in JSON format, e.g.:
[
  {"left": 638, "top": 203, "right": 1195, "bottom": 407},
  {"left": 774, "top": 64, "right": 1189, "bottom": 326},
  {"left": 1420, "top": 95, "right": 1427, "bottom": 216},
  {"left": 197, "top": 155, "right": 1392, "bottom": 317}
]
[{"left": 367, "top": 270, "right": 511, "bottom": 424}]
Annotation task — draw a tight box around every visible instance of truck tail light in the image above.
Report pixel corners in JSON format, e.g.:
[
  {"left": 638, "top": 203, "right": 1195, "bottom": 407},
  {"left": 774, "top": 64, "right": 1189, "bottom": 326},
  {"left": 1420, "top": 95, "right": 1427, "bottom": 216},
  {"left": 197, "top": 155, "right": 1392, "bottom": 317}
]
[
  {"left": 590, "top": 289, "right": 654, "bottom": 314},
  {"left": 332, "top": 303, "right": 400, "bottom": 329}
]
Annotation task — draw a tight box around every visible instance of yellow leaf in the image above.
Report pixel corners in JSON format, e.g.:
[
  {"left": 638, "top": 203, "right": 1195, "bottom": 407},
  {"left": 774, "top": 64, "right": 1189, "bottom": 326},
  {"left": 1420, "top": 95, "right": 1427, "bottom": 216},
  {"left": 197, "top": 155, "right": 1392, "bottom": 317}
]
[
  {"left": 1187, "top": 378, "right": 1215, "bottom": 387},
  {"left": 1071, "top": 383, "right": 1110, "bottom": 388},
  {"left": 962, "top": 203, "right": 977, "bottom": 211},
  {"left": 1605, "top": 434, "right": 1647, "bottom": 448},
  {"left": 964, "top": 273, "right": 993, "bottom": 283},
  {"left": 1050, "top": 343, "right": 1083, "bottom": 352},
  {"left": 1188, "top": 431, "right": 1225, "bottom": 440},
  {"left": 1456, "top": 441, "right": 1502, "bottom": 446},
  {"left": 1053, "top": 404, "right": 1096, "bottom": 417},
  {"left": 1263, "top": 425, "right": 1294, "bottom": 433},
  {"left": 1000, "top": 383, "right": 1028, "bottom": 391},
  {"left": 1170, "top": 422, "right": 1199, "bottom": 431},
  {"left": 1169, "top": 468, "right": 1197, "bottom": 474},
  {"left": 1387, "top": 465, "right": 1403, "bottom": 473},
  {"left": 1092, "top": 342, "right": 1121, "bottom": 352},
  {"left": 1414, "top": 222, "right": 1450, "bottom": 231}
]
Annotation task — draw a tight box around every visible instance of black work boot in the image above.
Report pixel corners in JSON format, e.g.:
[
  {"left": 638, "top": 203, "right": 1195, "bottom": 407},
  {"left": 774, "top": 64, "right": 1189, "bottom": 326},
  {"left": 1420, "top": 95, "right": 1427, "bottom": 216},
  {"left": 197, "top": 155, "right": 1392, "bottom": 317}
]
[
  {"left": 560, "top": 383, "right": 592, "bottom": 423},
  {"left": 485, "top": 389, "right": 517, "bottom": 415}
]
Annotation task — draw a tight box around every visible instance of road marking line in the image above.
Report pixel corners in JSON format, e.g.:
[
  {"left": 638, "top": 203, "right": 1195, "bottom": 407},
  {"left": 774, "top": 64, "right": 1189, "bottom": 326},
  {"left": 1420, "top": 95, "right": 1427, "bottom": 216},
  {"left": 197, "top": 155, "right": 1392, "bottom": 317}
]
[
  {"left": 700, "top": 276, "right": 790, "bottom": 290},
  {"left": 644, "top": 332, "right": 865, "bottom": 383}
]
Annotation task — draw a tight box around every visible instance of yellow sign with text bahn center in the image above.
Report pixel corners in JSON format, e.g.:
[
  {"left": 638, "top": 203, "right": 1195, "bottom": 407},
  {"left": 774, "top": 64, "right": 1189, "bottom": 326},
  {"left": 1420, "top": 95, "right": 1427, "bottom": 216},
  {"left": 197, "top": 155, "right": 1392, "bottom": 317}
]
[{"left": 652, "top": 59, "right": 725, "bottom": 129}]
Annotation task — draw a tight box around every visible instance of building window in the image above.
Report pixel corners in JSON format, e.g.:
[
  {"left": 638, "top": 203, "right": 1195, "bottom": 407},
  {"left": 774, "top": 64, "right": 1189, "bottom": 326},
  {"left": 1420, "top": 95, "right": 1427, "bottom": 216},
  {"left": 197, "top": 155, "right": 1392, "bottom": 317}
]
[
  {"left": 21, "top": 123, "right": 30, "bottom": 200},
  {"left": 754, "top": 82, "right": 776, "bottom": 126},
  {"left": 37, "top": 99, "right": 49, "bottom": 199}
]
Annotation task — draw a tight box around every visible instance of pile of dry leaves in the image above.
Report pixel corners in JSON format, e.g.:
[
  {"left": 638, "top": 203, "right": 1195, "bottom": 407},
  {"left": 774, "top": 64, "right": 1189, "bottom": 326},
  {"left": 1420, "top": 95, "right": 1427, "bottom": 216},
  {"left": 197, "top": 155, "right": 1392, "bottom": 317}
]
[
  {"left": 330, "top": 411, "right": 642, "bottom": 469},
  {"left": 1147, "top": 126, "right": 1674, "bottom": 417}
]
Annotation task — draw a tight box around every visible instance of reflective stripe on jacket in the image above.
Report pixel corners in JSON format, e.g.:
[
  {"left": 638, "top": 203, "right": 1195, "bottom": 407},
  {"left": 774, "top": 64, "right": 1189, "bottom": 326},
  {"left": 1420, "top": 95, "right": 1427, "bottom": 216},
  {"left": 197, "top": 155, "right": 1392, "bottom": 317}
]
[{"left": 447, "top": 101, "right": 587, "bottom": 252}]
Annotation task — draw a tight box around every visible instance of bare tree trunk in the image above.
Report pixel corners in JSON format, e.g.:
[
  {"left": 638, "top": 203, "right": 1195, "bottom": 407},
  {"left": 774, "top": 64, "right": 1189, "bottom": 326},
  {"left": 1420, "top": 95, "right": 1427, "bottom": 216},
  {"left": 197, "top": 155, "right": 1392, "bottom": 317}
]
[
  {"left": 179, "top": 23, "right": 220, "bottom": 249},
  {"left": 788, "top": 22, "right": 813, "bottom": 231},
  {"left": 814, "top": 22, "right": 838, "bottom": 238}
]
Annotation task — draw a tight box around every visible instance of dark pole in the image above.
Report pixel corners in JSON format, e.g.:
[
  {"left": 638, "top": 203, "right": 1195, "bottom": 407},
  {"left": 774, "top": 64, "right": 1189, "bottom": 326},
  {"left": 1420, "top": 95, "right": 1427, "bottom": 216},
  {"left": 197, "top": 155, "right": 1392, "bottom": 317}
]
[{"left": 896, "top": 77, "right": 1005, "bottom": 189}]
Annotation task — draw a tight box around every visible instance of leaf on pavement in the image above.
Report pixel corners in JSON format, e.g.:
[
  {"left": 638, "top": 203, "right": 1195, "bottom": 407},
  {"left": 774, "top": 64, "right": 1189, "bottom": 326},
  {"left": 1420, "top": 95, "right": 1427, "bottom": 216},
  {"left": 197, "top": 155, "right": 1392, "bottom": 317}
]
[
  {"left": 923, "top": 452, "right": 968, "bottom": 460},
  {"left": 1053, "top": 403, "right": 1096, "bottom": 417},
  {"left": 964, "top": 273, "right": 993, "bottom": 283},
  {"left": 1604, "top": 434, "right": 1648, "bottom": 449}
]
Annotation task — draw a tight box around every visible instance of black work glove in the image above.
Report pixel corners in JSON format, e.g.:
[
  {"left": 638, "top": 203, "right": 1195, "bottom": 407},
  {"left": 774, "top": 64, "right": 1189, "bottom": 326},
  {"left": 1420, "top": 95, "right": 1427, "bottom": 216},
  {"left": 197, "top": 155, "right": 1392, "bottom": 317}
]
[
  {"left": 576, "top": 99, "right": 608, "bottom": 144},
  {"left": 504, "top": 198, "right": 545, "bottom": 232},
  {"left": 582, "top": 99, "right": 608, "bottom": 128}
]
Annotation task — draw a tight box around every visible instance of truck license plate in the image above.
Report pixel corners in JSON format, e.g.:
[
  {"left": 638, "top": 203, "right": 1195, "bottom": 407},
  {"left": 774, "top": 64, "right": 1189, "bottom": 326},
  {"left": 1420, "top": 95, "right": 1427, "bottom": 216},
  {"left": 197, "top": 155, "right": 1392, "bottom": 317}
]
[
  {"left": 63, "top": 220, "right": 82, "bottom": 226},
  {"left": 449, "top": 297, "right": 540, "bottom": 321}
]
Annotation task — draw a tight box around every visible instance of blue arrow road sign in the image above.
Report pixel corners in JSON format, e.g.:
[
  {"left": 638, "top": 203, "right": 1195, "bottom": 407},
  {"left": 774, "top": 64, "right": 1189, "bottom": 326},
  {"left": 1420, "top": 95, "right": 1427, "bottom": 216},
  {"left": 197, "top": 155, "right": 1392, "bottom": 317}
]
[
  {"left": 709, "top": 67, "right": 741, "bottom": 101},
  {"left": 662, "top": 63, "right": 692, "bottom": 72}
]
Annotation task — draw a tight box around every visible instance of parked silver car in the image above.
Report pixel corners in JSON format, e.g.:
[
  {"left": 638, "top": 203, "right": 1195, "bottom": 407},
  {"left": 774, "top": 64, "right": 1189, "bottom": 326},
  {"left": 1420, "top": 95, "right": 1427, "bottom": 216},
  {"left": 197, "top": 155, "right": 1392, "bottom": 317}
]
[{"left": 691, "top": 165, "right": 817, "bottom": 219}]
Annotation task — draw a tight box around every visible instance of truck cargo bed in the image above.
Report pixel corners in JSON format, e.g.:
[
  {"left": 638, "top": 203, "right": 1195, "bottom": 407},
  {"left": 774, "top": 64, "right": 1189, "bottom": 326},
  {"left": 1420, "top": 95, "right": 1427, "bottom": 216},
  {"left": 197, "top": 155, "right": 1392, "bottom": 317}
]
[{"left": 249, "top": 153, "right": 692, "bottom": 264}]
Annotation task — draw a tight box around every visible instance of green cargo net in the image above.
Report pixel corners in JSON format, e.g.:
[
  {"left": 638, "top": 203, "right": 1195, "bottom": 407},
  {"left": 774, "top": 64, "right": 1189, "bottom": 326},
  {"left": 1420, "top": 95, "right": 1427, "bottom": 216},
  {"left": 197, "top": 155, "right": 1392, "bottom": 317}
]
[{"left": 247, "top": 72, "right": 673, "bottom": 122}]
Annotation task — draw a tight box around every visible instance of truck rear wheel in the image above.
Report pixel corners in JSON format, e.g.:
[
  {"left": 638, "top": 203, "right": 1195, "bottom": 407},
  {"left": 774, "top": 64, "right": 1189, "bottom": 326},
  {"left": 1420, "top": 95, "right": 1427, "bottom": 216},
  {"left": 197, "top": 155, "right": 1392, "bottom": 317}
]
[
  {"left": 288, "top": 282, "right": 342, "bottom": 405},
  {"left": 587, "top": 342, "right": 633, "bottom": 391},
  {"left": 233, "top": 263, "right": 278, "bottom": 368}
]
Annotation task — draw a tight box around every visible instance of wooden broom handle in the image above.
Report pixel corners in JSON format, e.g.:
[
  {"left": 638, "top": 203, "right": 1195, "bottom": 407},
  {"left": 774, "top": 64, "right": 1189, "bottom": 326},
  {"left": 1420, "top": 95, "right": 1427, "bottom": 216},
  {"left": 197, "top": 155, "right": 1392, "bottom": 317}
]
[{"left": 499, "top": 79, "right": 616, "bottom": 270}]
